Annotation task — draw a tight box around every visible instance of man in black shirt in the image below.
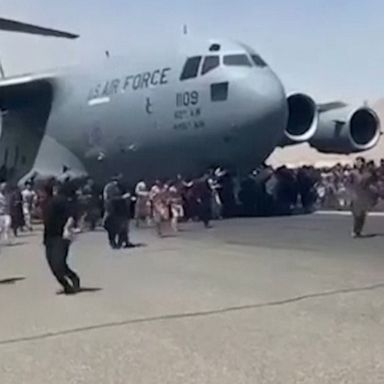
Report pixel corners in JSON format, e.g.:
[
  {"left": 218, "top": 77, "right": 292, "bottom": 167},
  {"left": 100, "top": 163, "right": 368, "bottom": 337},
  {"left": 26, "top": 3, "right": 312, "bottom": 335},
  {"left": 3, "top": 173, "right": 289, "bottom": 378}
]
[
  {"left": 103, "top": 175, "right": 133, "bottom": 249},
  {"left": 112, "top": 191, "right": 134, "bottom": 248},
  {"left": 103, "top": 176, "right": 122, "bottom": 249},
  {"left": 43, "top": 182, "right": 80, "bottom": 295},
  {"left": 193, "top": 175, "right": 213, "bottom": 228}
]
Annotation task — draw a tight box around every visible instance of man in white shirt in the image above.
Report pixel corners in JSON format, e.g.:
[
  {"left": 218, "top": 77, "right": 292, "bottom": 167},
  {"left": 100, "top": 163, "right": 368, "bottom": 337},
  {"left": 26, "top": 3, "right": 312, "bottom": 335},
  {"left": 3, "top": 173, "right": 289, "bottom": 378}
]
[
  {"left": 0, "top": 183, "right": 11, "bottom": 244},
  {"left": 21, "top": 182, "right": 37, "bottom": 231}
]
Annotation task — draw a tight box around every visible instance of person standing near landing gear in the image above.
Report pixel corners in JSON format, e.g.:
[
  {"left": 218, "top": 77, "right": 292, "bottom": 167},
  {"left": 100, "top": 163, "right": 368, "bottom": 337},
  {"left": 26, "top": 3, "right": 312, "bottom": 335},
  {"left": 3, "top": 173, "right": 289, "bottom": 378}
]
[
  {"left": 0, "top": 183, "right": 11, "bottom": 245},
  {"left": 134, "top": 181, "right": 151, "bottom": 228},
  {"left": 103, "top": 175, "right": 123, "bottom": 249},
  {"left": 21, "top": 181, "right": 37, "bottom": 231},
  {"left": 10, "top": 185, "right": 24, "bottom": 237},
  {"left": 350, "top": 157, "right": 378, "bottom": 238},
  {"left": 43, "top": 182, "right": 80, "bottom": 295},
  {"left": 193, "top": 174, "right": 213, "bottom": 229},
  {"left": 150, "top": 181, "right": 170, "bottom": 237},
  {"left": 168, "top": 183, "right": 184, "bottom": 233},
  {"left": 112, "top": 190, "right": 134, "bottom": 248}
]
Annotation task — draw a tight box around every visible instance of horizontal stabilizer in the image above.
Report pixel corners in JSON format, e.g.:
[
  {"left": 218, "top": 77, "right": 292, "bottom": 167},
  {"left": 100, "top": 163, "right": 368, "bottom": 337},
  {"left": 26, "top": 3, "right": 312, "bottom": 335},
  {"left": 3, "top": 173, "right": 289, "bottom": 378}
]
[
  {"left": 0, "top": 17, "right": 78, "bottom": 39},
  {"left": 318, "top": 101, "right": 348, "bottom": 113}
]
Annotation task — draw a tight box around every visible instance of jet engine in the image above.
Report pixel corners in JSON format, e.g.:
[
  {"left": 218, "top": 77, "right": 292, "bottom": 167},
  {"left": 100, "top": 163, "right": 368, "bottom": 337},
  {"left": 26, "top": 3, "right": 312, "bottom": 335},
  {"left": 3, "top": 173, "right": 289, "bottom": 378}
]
[
  {"left": 309, "top": 106, "right": 381, "bottom": 154},
  {"left": 280, "top": 93, "right": 318, "bottom": 146}
]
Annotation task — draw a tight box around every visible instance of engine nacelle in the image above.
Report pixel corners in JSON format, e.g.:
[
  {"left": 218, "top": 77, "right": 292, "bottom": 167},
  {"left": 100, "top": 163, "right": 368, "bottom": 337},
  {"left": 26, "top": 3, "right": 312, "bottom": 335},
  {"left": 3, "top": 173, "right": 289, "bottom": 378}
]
[
  {"left": 280, "top": 93, "right": 318, "bottom": 146},
  {"left": 309, "top": 106, "right": 381, "bottom": 154}
]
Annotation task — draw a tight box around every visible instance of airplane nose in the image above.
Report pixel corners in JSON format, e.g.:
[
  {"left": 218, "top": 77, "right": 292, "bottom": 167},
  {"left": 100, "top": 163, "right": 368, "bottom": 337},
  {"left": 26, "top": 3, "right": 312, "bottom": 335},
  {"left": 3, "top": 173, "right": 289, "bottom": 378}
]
[
  {"left": 227, "top": 69, "right": 288, "bottom": 163},
  {"left": 249, "top": 70, "right": 288, "bottom": 124},
  {"left": 232, "top": 69, "right": 288, "bottom": 141}
]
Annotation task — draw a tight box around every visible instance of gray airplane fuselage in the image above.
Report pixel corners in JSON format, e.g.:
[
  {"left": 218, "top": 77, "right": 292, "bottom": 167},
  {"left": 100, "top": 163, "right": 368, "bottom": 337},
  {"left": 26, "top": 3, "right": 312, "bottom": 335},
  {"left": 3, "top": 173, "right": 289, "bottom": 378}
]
[{"left": 2, "top": 40, "right": 288, "bottom": 184}]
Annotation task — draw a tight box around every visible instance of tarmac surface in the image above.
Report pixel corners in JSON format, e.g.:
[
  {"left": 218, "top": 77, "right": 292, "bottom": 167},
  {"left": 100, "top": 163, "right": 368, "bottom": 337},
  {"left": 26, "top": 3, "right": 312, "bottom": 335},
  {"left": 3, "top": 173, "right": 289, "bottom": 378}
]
[{"left": 1, "top": 213, "right": 384, "bottom": 383}]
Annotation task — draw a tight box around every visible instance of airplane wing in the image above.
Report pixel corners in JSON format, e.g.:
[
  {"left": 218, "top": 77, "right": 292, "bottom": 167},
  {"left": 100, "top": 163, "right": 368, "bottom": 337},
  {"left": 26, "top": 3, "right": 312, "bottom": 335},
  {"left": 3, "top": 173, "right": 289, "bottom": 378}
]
[
  {"left": 0, "top": 73, "right": 57, "bottom": 89},
  {"left": 317, "top": 101, "right": 348, "bottom": 113},
  {"left": 0, "top": 73, "right": 88, "bottom": 182},
  {"left": 0, "top": 73, "right": 58, "bottom": 111},
  {"left": 0, "top": 17, "right": 78, "bottom": 39}
]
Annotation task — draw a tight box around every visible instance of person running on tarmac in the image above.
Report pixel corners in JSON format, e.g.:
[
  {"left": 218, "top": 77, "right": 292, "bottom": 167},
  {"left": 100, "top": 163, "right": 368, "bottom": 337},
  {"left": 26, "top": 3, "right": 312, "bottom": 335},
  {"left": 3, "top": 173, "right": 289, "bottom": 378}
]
[
  {"left": 168, "top": 182, "right": 184, "bottom": 233},
  {"left": 0, "top": 183, "right": 11, "bottom": 244},
  {"left": 134, "top": 180, "right": 151, "bottom": 228},
  {"left": 193, "top": 174, "right": 213, "bottom": 228},
  {"left": 103, "top": 175, "right": 123, "bottom": 249},
  {"left": 150, "top": 181, "right": 170, "bottom": 237},
  {"left": 21, "top": 181, "right": 37, "bottom": 231},
  {"left": 208, "top": 174, "right": 223, "bottom": 220},
  {"left": 42, "top": 181, "right": 80, "bottom": 295},
  {"left": 349, "top": 157, "right": 379, "bottom": 238},
  {"left": 111, "top": 185, "right": 134, "bottom": 249},
  {"left": 10, "top": 185, "right": 24, "bottom": 237},
  {"left": 81, "top": 178, "right": 100, "bottom": 231}
]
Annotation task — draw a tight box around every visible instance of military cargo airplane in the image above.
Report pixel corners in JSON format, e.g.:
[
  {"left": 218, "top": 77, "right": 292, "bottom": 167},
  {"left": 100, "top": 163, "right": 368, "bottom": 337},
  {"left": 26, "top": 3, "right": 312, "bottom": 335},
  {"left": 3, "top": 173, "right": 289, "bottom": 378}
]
[{"left": 0, "top": 18, "right": 380, "bottom": 184}]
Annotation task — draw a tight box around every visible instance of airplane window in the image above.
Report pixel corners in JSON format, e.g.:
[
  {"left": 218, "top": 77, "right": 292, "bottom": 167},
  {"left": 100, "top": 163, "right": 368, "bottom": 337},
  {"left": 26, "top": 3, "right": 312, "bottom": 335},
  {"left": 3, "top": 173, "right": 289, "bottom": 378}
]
[
  {"left": 180, "top": 56, "right": 202, "bottom": 80},
  {"left": 251, "top": 54, "right": 267, "bottom": 67},
  {"left": 202, "top": 56, "right": 220, "bottom": 75},
  {"left": 223, "top": 54, "right": 252, "bottom": 67},
  {"left": 211, "top": 82, "right": 228, "bottom": 102}
]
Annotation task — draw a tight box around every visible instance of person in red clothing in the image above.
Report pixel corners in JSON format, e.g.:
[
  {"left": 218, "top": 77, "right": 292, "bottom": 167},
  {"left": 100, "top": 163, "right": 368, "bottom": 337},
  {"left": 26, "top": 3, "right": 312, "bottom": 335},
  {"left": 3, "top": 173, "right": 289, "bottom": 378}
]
[{"left": 150, "top": 181, "right": 170, "bottom": 237}]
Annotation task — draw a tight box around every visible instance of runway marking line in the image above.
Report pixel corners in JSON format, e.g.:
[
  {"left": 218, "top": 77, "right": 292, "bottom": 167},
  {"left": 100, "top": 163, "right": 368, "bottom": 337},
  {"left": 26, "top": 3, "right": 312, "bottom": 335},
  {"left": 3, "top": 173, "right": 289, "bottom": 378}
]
[
  {"left": 1, "top": 282, "right": 384, "bottom": 347},
  {"left": 316, "top": 211, "right": 384, "bottom": 217}
]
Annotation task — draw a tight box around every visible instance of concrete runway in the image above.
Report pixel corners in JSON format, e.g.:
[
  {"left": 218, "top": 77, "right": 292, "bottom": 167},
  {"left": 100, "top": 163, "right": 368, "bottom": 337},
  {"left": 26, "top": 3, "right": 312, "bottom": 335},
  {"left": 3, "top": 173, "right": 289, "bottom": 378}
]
[{"left": 1, "top": 214, "right": 384, "bottom": 383}]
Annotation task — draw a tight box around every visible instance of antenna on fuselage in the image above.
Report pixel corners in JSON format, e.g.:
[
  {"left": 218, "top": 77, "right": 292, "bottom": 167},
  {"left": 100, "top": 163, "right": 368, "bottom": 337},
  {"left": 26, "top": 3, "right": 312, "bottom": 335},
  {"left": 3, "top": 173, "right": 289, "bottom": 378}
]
[{"left": 183, "top": 24, "right": 188, "bottom": 35}]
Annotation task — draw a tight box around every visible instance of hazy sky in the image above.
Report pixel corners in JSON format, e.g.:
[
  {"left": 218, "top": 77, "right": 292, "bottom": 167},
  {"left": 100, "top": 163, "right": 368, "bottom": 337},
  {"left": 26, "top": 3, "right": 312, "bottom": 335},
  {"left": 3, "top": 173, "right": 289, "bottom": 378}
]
[{"left": 0, "top": 0, "right": 383, "bottom": 103}]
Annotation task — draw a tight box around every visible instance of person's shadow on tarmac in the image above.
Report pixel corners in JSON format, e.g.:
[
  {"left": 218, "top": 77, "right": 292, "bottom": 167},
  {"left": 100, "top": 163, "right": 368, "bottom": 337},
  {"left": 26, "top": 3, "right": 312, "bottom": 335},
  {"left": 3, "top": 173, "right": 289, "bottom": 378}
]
[
  {"left": 357, "top": 233, "right": 384, "bottom": 239},
  {"left": 0, "top": 277, "right": 26, "bottom": 285},
  {"left": 57, "top": 287, "right": 102, "bottom": 296}
]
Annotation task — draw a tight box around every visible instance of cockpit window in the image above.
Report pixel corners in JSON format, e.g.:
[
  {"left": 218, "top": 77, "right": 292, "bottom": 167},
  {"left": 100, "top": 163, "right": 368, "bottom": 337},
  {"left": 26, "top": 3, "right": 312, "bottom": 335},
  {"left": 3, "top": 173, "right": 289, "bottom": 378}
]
[
  {"left": 251, "top": 54, "right": 267, "bottom": 67},
  {"left": 180, "top": 56, "right": 202, "bottom": 80},
  {"left": 201, "top": 55, "right": 220, "bottom": 75},
  {"left": 223, "top": 54, "right": 252, "bottom": 67}
]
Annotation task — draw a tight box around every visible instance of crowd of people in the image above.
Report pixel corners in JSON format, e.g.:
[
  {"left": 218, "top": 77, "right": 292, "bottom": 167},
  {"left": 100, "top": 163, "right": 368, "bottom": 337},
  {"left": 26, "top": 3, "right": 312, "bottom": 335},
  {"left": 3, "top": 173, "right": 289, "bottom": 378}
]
[
  {"left": 0, "top": 181, "right": 37, "bottom": 244},
  {"left": 0, "top": 156, "right": 381, "bottom": 294},
  {"left": 316, "top": 159, "right": 384, "bottom": 211},
  {"left": 2, "top": 157, "right": 384, "bottom": 245},
  {"left": 77, "top": 165, "right": 323, "bottom": 245}
]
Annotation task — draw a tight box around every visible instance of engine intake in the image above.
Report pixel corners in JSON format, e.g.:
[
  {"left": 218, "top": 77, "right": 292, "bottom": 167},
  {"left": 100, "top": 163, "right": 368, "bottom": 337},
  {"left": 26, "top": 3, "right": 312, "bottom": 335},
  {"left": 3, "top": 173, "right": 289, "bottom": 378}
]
[
  {"left": 280, "top": 93, "right": 318, "bottom": 146},
  {"left": 309, "top": 106, "right": 381, "bottom": 154}
]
